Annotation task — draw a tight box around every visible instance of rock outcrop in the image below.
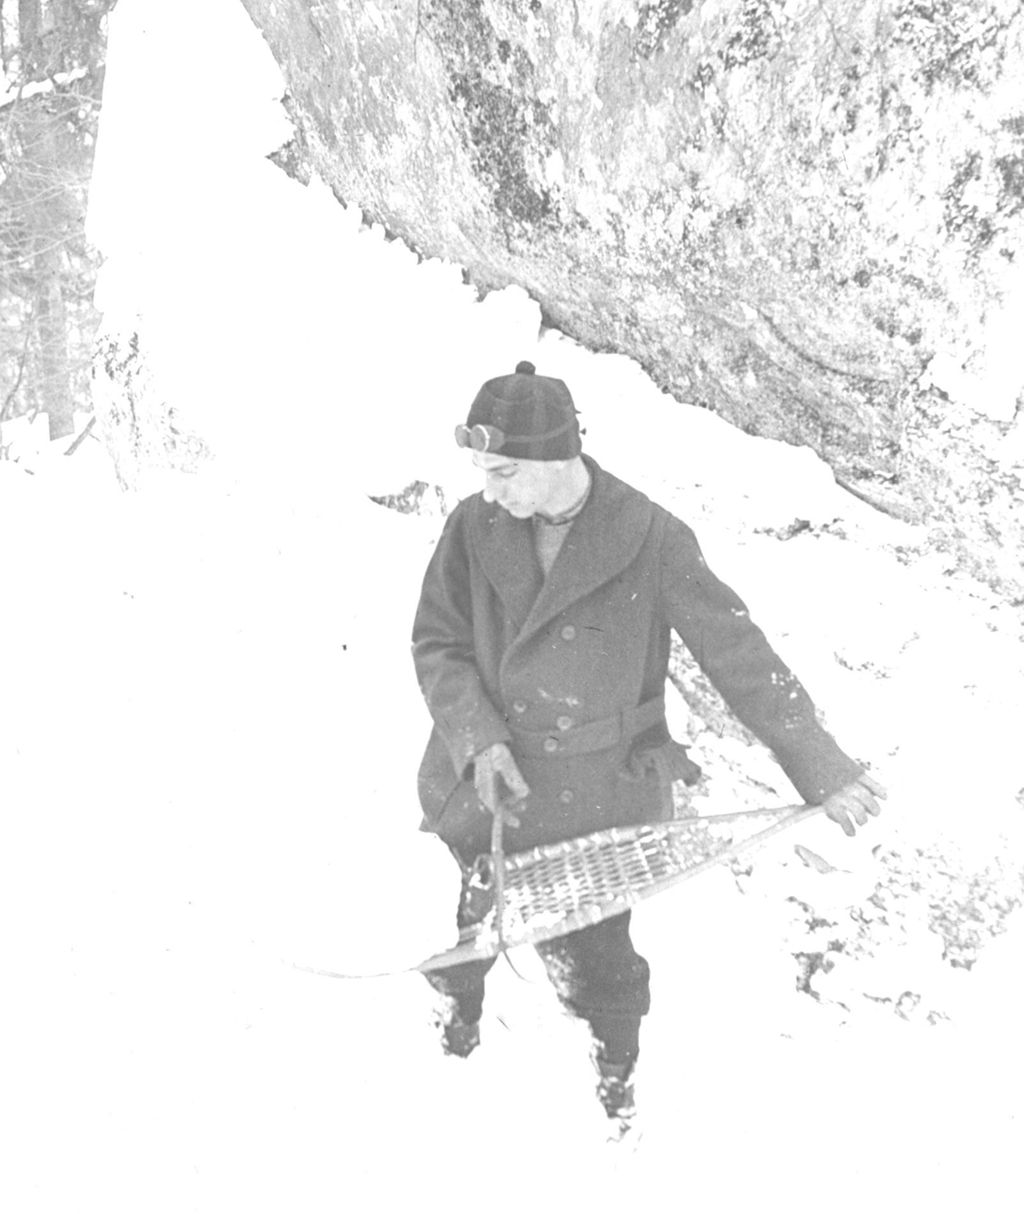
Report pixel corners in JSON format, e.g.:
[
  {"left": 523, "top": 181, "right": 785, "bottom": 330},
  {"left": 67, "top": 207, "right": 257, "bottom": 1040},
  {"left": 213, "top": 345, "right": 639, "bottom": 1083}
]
[{"left": 241, "top": 0, "right": 1024, "bottom": 597}]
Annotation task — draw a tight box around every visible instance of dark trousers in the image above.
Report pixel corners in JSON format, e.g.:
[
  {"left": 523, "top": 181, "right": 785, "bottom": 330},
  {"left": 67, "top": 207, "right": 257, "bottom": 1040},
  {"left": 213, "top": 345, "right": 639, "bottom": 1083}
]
[{"left": 425, "top": 911, "right": 650, "bottom": 1067}]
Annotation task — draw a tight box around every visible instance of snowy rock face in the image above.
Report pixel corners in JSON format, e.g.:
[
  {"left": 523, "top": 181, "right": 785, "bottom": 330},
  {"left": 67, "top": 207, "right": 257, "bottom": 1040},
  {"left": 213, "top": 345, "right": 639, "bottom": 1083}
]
[{"left": 240, "top": 0, "right": 1024, "bottom": 597}]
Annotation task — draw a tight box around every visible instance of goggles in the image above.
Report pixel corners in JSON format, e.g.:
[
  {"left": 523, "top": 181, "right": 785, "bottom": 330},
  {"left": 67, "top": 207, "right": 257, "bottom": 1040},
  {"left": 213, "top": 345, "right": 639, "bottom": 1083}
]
[
  {"left": 454, "top": 422, "right": 505, "bottom": 452},
  {"left": 454, "top": 415, "right": 578, "bottom": 454}
]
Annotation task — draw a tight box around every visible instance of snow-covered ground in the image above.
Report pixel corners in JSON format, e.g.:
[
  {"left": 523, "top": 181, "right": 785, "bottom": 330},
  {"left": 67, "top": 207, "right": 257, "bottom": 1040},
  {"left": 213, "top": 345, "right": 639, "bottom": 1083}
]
[{"left": 3, "top": 1, "right": 1022, "bottom": 1210}]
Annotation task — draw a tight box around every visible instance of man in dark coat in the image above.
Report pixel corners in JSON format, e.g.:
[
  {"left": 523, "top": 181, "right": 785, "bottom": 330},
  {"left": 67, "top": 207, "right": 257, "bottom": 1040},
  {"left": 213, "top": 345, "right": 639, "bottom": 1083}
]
[{"left": 412, "top": 361, "right": 884, "bottom": 1123}]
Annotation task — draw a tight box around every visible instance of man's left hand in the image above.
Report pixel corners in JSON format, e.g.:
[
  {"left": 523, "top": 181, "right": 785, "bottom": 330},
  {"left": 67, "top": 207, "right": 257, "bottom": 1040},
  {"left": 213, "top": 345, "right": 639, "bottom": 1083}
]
[{"left": 822, "top": 774, "right": 887, "bottom": 836}]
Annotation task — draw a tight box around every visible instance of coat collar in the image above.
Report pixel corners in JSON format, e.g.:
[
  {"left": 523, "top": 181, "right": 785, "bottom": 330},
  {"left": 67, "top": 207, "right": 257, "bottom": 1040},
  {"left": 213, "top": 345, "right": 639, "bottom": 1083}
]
[{"left": 470, "top": 456, "right": 655, "bottom": 644}]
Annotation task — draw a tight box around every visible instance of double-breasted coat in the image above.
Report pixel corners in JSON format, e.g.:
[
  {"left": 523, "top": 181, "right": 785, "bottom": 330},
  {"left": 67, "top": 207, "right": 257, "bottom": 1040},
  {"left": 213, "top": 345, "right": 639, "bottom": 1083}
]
[{"left": 412, "top": 457, "right": 863, "bottom": 865}]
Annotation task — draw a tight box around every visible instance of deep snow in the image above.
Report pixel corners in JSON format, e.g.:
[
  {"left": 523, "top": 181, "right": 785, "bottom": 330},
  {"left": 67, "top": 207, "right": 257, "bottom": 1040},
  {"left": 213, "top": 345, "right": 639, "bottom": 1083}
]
[{"left": 3, "top": 1, "right": 1022, "bottom": 1211}]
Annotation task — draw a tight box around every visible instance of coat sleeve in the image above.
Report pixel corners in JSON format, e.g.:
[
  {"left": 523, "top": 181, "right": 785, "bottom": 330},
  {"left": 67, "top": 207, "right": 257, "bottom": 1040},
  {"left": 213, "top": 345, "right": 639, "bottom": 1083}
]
[
  {"left": 659, "top": 515, "right": 864, "bottom": 804},
  {"left": 411, "top": 505, "right": 512, "bottom": 781}
]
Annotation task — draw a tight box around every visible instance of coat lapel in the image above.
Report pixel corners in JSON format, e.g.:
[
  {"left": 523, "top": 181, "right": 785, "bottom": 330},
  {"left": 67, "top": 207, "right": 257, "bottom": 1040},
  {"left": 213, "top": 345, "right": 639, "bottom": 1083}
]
[
  {"left": 470, "top": 495, "right": 545, "bottom": 635},
  {"left": 469, "top": 458, "right": 655, "bottom": 647},
  {"left": 519, "top": 458, "right": 654, "bottom": 642}
]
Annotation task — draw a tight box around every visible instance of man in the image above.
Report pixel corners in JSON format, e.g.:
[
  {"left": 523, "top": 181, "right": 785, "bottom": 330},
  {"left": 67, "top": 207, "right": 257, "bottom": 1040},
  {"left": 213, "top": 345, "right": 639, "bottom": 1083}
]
[{"left": 411, "top": 361, "right": 883, "bottom": 1125}]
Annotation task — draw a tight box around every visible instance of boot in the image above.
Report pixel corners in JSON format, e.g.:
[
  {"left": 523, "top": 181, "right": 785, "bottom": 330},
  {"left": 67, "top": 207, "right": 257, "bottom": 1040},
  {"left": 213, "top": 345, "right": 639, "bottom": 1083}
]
[
  {"left": 595, "top": 1057, "right": 636, "bottom": 1125},
  {"left": 441, "top": 1020, "right": 481, "bottom": 1059}
]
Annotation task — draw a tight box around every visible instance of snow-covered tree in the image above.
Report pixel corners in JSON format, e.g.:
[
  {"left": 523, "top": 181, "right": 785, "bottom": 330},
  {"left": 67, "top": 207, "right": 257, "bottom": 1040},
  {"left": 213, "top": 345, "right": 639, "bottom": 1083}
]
[{"left": 0, "top": 0, "right": 112, "bottom": 440}]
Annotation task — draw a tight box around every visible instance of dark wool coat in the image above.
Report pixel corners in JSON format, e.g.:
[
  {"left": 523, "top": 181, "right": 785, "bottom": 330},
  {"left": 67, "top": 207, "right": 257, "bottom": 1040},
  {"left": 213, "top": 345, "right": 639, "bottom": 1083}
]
[{"left": 412, "top": 457, "right": 863, "bottom": 864}]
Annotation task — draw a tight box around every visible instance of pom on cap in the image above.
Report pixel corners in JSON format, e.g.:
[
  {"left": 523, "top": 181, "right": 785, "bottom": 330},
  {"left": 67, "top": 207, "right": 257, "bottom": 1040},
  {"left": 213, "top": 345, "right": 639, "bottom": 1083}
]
[{"left": 515, "top": 360, "right": 536, "bottom": 375}]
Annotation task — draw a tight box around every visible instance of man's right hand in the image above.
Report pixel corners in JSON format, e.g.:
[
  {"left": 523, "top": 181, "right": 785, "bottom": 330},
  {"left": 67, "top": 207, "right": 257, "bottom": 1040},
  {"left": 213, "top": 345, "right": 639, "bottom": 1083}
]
[
  {"left": 473, "top": 742, "right": 530, "bottom": 820},
  {"left": 822, "top": 773, "right": 887, "bottom": 836}
]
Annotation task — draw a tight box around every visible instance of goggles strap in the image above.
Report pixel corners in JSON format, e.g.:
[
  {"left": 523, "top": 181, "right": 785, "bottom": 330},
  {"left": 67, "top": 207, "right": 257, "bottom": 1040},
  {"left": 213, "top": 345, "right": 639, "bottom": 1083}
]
[
  {"left": 502, "top": 415, "right": 577, "bottom": 444},
  {"left": 455, "top": 414, "right": 577, "bottom": 452}
]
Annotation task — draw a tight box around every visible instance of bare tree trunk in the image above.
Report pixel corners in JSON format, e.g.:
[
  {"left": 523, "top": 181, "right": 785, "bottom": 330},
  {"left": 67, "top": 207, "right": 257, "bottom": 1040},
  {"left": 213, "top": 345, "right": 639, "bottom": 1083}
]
[
  {"left": 36, "top": 244, "right": 73, "bottom": 441},
  {"left": 18, "top": 103, "right": 76, "bottom": 441},
  {"left": 17, "top": 0, "right": 41, "bottom": 72},
  {"left": 14, "top": 0, "right": 75, "bottom": 441}
]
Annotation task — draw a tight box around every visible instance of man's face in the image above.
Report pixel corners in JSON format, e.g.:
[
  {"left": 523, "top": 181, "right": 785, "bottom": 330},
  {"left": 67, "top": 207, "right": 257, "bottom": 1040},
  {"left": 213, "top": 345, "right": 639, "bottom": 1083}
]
[{"left": 472, "top": 452, "right": 566, "bottom": 519}]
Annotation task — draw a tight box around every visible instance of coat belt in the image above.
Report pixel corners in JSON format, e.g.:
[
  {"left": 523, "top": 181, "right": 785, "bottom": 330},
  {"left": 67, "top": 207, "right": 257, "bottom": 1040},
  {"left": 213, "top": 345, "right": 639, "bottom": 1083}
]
[{"left": 509, "top": 695, "right": 666, "bottom": 759}]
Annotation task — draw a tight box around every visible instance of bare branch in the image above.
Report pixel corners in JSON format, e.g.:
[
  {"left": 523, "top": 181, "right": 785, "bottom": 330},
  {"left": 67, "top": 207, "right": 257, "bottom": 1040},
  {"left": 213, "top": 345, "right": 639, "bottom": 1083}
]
[
  {"left": 0, "top": 66, "right": 90, "bottom": 111},
  {"left": 63, "top": 411, "right": 94, "bottom": 455},
  {"left": 0, "top": 312, "right": 33, "bottom": 420}
]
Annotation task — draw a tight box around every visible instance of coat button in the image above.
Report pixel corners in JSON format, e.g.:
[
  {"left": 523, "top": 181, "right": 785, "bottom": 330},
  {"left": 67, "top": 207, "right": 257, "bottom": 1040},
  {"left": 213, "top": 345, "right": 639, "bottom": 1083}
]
[
  {"left": 560, "top": 625, "right": 577, "bottom": 641},
  {"left": 558, "top": 789, "right": 574, "bottom": 805},
  {"left": 512, "top": 700, "right": 527, "bottom": 715},
  {"left": 556, "top": 715, "right": 573, "bottom": 731},
  {"left": 543, "top": 737, "right": 559, "bottom": 754}
]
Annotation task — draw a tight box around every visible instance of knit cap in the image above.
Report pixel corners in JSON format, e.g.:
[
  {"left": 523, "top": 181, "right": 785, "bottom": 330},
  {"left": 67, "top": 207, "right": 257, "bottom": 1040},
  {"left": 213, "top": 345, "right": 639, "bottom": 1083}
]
[{"left": 456, "top": 361, "right": 582, "bottom": 461}]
